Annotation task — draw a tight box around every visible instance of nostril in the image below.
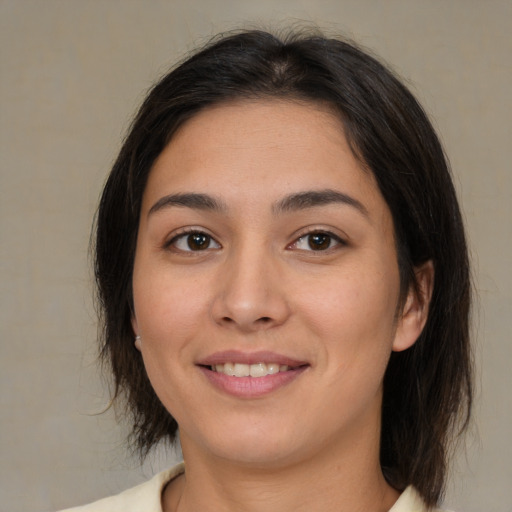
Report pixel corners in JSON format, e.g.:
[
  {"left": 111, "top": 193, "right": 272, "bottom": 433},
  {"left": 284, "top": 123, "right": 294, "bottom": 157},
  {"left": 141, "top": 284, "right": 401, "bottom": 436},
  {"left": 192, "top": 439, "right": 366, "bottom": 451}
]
[{"left": 259, "top": 317, "right": 272, "bottom": 323}]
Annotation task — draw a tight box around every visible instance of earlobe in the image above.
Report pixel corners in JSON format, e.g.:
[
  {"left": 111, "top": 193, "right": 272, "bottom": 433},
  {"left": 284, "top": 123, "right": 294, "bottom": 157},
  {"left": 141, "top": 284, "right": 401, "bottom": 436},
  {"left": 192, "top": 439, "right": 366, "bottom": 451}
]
[
  {"left": 392, "top": 260, "right": 434, "bottom": 352},
  {"left": 131, "top": 316, "right": 142, "bottom": 352}
]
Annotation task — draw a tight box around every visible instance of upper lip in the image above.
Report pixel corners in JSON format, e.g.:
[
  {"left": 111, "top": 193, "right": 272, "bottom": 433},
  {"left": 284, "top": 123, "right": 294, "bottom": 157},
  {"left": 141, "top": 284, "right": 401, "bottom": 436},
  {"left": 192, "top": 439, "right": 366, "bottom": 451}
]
[{"left": 197, "top": 350, "right": 309, "bottom": 368}]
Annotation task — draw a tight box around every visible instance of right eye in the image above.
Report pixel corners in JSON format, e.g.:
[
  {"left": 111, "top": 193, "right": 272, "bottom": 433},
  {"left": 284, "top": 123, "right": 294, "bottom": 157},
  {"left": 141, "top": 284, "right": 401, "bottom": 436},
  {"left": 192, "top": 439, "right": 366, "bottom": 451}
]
[{"left": 168, "top": 231, "right": 221, "bottom": 252}]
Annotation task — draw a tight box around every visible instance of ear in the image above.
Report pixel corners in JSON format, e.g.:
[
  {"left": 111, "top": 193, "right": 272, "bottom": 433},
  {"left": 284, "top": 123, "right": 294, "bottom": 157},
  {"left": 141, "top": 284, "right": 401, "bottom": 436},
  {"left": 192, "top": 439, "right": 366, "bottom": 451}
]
[
  {"left": 131, "top": 316, "right": 142, "bottom": 351},
  {"left": 392, "top": 260, "right": 434, "bottom": 352}
]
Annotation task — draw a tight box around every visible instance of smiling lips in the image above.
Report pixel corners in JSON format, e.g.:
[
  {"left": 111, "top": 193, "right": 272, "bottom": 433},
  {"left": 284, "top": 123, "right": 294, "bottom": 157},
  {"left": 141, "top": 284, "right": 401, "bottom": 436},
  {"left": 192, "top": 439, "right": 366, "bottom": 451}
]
[{"left": 198, "top": 351, "right": 309, "bottom": 397}]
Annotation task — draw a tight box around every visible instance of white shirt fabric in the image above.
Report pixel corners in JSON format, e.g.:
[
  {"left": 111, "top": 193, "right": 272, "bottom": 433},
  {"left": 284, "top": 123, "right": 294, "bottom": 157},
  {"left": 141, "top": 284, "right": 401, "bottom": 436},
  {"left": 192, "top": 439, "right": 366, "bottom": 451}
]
[{"left": 58, "top": 462, "right": 449, "bottom": 512}]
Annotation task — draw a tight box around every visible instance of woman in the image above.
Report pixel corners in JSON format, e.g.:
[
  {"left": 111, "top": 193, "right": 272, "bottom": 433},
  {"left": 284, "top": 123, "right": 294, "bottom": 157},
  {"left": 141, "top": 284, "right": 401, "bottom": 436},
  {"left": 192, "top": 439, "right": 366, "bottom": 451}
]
[{"left": 61, "top": 29, "right": 472, "bottom": 511}]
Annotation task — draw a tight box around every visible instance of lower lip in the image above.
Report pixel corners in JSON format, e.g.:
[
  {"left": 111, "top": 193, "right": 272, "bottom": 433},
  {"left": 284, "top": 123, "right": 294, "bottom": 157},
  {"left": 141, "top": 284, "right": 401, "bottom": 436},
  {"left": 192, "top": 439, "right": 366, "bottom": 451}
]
[{"left": 199, "top": 366, "right": 308, "bottom": 398}]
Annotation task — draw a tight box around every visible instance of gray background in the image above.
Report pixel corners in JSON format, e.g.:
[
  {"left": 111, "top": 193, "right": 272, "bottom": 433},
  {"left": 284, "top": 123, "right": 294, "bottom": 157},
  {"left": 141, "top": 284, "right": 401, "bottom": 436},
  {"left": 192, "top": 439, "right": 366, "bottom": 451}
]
[{"left": 1, "top": 1, "right": 510, "bottom": 511}]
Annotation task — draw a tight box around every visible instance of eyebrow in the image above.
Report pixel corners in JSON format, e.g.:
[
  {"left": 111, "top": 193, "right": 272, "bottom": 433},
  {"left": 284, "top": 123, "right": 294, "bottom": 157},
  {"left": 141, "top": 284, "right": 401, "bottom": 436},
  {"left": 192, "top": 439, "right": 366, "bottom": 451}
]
[
  {"left": 148, "top": 189, "right": 368, "bottom": 218},
  {"left": 148, "top": 193, "right": 227, "bottom": 216},
  {"left": 273, "top": 189, "right": 369, "bottom": 217}
]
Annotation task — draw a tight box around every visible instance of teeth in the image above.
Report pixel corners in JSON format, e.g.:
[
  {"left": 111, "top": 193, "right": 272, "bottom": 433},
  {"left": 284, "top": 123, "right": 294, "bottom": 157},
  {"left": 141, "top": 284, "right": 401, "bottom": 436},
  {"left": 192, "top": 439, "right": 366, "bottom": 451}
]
[
  {"left": 234, "top": 363, "right": 250, "bottom": 377},
  {"left": 212, "top": 362, "right": 290, "bottom": 377},
  {"left": 249, "top": 363, "right": 267, "bottom": 377},
  {"left": 267, "top": 363, "right": 280, "bottom": 374}
]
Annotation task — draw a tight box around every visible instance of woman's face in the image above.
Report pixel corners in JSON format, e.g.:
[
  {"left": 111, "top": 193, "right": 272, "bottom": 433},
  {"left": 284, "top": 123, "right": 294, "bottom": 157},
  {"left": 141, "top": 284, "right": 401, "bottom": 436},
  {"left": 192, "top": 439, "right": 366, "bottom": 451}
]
[{"left": 132, "top": 100, "right": 423, "bottom": 467}]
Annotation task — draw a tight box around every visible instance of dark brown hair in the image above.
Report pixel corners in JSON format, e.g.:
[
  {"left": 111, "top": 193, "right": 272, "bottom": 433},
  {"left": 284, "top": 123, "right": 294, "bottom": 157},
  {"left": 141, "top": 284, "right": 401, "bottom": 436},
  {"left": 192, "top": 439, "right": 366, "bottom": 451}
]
[{"left": 95, "top": 29, "right": 472, "bottom": 507}]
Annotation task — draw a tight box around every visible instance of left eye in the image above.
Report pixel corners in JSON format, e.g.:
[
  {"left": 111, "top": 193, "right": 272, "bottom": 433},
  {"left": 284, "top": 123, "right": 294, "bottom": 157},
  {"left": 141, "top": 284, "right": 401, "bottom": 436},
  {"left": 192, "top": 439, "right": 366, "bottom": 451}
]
[
  {"left": 170, "top": 232, "right": 221, "bottom": 252},
  {"left": 293, "top": 232, "right": 342, "bottom": 251}
]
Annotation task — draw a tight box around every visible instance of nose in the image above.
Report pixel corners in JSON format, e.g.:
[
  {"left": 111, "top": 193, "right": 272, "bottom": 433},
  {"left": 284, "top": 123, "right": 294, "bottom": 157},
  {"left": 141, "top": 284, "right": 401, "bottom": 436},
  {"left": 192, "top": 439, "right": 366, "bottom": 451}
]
[{"left": 210, "top": 246, "right": 291, "bottom": 332}]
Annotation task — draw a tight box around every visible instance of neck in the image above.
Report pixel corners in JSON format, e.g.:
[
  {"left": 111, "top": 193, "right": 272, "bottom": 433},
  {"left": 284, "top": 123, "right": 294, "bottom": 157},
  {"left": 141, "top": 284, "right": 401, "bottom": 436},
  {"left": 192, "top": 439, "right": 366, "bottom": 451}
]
[{"left": 163, "top": 421, "right": 399, "bottom": 512}]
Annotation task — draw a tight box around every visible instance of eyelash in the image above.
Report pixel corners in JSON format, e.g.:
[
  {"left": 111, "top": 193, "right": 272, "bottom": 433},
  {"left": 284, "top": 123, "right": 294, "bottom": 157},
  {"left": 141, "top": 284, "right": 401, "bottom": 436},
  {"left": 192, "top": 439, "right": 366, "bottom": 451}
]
[
  {"left": 165, "top": 228, "right": 346, "bottom": 254},
  {"left": 165, "top": 228, "right": 221, "bottom": 253},
  {"left": 288, "top": 229, "right": 346, "bottom": 252}
]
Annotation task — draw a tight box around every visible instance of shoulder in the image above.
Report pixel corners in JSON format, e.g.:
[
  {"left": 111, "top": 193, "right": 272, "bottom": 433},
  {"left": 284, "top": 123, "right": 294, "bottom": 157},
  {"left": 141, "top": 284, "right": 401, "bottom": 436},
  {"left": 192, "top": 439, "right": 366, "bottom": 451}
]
[
  {"left": 389, "top": 486, "right": 454, "bottom": 512},
  {"left": 57, "top": 463, "right": 185, "bottom": 512}
]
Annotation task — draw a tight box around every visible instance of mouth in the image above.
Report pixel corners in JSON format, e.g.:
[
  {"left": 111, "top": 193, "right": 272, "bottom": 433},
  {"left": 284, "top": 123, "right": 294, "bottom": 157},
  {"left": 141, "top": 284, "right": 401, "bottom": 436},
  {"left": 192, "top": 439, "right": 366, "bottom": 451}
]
[
  {"left": 197, "top": 351, "right": 309, "bottom": 397},
  {"left": 208, "top": 362, "right": 299, "bottom": 377}
]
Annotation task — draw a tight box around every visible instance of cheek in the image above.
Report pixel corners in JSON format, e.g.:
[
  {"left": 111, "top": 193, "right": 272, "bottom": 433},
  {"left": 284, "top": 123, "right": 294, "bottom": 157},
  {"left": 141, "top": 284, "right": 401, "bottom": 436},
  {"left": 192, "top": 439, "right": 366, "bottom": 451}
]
[
  {"left": 132, "top": 270, "right": 209, "bottom": 411},
  {"left": 296, "top": 259, "right": 400, "bottom": 366},
  {"left": 131, "top": 268, "right": 211, "bottom": 406},
  {"left": 133, "top": 264, "right": 210, "bottom": 342},
  {"left": 303, "top": 267, "right": 397, "bottom": 328}
]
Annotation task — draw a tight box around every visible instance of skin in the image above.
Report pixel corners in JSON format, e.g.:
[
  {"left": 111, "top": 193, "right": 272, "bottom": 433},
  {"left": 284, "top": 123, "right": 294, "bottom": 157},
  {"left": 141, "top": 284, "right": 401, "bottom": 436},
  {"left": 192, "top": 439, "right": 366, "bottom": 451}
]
[{"left": 131, "top": 99, "right": 433, "bottom": 512}]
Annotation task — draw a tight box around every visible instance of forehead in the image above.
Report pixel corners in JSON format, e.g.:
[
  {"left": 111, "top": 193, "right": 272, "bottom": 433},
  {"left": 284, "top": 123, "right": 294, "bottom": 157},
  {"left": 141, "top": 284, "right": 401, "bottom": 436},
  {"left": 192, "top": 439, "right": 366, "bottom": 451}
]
[
  {"left": 143, "top": 99, "right": 384, "bottom": 217},
  {"left": 171, "top": 99, "right": 347, "bottom": 155}
]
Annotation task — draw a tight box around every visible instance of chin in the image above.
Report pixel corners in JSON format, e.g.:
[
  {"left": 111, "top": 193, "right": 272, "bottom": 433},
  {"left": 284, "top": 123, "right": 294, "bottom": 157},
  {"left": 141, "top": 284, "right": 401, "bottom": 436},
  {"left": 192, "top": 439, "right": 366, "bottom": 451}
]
[
  {"left": 182, "top": 417, "right": 310, "bottom": 468},
  {"left": 213, "top": 440, "right": 307, "bottom": 468}
]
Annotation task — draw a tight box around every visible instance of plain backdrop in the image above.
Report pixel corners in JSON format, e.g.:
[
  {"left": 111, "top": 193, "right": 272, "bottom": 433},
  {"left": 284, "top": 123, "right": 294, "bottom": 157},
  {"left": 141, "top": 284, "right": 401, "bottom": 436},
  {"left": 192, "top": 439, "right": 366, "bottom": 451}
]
[{"left": 1, "top": 1, "right": 511, "bottom": 511}]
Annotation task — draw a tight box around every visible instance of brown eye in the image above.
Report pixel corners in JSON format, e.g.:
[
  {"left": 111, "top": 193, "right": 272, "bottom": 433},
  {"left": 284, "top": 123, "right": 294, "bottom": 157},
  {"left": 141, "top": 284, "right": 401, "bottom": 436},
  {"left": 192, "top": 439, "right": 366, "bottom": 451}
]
[
  {"left": 291, "top": 231, "right": 344, "bottom": 252},
  {"left": 307, "top": 233, "right": 332, "bottom": 250},
  {"left": 187, "top": 233, "right": 211, "bottom": 250},
  {"left": 170, "top": 231, "right": 221, "bottom": 252}
]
